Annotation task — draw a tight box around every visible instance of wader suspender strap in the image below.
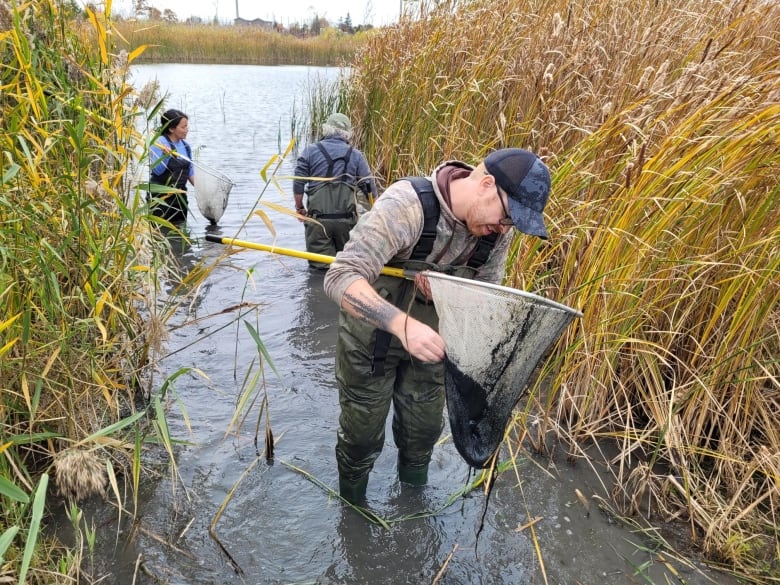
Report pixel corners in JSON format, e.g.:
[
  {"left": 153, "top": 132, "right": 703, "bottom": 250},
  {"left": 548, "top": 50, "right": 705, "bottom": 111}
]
[
  {"left": 370, "top": 176, "right": 436, "bottom": 377},
  {"left": 312, "top": 143, "right": 355, "bottom": 219},
  {"left": 468, "top": 232, "right": 499, "bottom": 267},
  {"left": 405, "top": 176, "right": 441, "bottom": 261},
  {"left": 315, "top": 142, "right": 353, "bottom": 178},
  {"left": 162, "top": 136, "right": 192, "bottom": 161},
  {"left": 370, "top": 282, "right": 410, "bottom": 377},
  {"left": 370, "top": 176, "right": 497, "bottom": 377}
]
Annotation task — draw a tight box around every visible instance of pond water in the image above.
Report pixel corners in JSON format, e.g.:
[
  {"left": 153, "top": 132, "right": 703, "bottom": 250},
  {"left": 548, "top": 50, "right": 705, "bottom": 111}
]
[{"left": 55, "top": 64, "right": 738, "bottom": 585}]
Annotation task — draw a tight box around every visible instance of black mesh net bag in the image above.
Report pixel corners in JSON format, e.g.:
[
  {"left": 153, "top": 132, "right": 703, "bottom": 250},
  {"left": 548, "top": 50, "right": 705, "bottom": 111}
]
[{"left": 427, "top": 272, "right": 582, "bottom": 468}]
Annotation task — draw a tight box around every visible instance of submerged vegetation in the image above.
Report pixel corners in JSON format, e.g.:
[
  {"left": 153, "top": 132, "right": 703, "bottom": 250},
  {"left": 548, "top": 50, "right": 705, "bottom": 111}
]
[
  {"left": 342, "top": 0, "right": 778, "bottom": 580},
  {"left": 1, "top": 0, "right": 777, "bottom": 583}
]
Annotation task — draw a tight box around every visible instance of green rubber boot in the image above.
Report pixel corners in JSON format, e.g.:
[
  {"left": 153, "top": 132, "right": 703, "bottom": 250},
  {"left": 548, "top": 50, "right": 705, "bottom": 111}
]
[
  {"left": 339, "top": 476, "right": 368, "bottom": 504},
  {"left": 398, "top": 462, "right": 428, "bottom": 486}
]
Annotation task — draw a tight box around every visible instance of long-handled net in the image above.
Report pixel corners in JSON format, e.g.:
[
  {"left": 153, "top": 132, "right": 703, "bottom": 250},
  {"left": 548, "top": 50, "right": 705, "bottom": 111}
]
[
  {"left": 193, "top": 162, "right": 235, "bottom": 226},
  {"left": 427, "top": 272, "right": 582, "bottom": 468}
]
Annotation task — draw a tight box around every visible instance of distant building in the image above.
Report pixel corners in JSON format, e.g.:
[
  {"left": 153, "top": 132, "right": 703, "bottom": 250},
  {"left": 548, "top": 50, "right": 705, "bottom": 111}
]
[{"left": 234, "top": 17, "right": 274, "bottom": 30}]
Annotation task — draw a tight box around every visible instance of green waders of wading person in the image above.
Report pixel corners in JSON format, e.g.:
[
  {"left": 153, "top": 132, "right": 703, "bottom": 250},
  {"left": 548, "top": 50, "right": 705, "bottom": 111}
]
[
  {"left": 324, "top": 149, "right": 552, "bottom": 504},
  {"left": 293, "top": 113, "right": 377, "bottom": 270},
  {"left": 335, "top": 262, "right": 484, "bottom": 502}
]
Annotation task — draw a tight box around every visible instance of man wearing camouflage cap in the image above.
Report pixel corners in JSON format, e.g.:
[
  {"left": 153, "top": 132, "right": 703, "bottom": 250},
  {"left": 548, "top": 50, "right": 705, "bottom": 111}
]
[{"left": 324, "top": 148, "right": 552, "bottom": 503}]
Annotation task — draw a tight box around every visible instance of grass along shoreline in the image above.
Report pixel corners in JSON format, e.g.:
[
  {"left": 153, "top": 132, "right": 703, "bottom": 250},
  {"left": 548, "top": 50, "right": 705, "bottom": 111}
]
[{"left": 112, "top": 21, "right": 366, "bottom": 66}]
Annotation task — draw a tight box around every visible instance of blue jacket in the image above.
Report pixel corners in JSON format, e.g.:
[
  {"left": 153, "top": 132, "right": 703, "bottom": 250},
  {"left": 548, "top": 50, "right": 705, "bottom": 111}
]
[{"left": 150, "top": 137, "right": 194, "bottom": 181}]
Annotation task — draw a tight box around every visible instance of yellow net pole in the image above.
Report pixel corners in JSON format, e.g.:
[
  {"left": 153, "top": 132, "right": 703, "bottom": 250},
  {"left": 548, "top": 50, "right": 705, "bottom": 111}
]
[{"left": 204, "top": 235, "right": 410, "bottom": 279}]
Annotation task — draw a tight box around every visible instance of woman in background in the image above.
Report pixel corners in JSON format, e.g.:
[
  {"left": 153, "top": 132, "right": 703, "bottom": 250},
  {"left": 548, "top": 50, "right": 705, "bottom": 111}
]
[{"left": 149, "top": 109, "right": 195, "bottom": 223}]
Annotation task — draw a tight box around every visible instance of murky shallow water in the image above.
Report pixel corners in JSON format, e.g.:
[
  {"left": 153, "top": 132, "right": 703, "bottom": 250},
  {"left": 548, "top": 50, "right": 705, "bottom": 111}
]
[{"left": 51, "top": 64, "right": 738, "bottom": 585}]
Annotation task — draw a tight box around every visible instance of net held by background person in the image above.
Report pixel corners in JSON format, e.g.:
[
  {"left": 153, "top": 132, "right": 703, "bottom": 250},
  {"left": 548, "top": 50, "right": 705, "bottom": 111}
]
[
  {"left": 194, "top": 162, "right": 234, "bottom": 226},
  {"left": 427, "top": 272, "right": 582, "bottom": 469}
]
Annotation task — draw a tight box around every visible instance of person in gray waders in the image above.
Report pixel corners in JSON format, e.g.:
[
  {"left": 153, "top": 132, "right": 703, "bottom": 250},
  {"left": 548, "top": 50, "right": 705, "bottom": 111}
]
[
  {"left": 148, "top": 109, "right": 195, "bottom": 224},
  {"left": 293, "top": 113, "right": 377, "bottom": 269},
  {"left": 323, "top": 148, "right": 551, "bottom": 504}
]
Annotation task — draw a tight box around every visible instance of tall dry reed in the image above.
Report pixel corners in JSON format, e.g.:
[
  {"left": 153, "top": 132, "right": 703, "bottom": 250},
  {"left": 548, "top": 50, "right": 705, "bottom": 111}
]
[
  {"left": 0, "top": 1, "right": 204, "bottom": 581},
  {"left": 342, "top": 0, "right": 779, "bottom": 580}
]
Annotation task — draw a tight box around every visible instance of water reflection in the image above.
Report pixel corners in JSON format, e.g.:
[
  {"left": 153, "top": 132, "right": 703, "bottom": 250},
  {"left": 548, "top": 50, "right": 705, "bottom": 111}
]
[
  {"left": 327, "top": 501, "right": 444, "bottom": 585},
  {"left": 160, "top": 225, "right": 196, "bottom": 284},
  {"left": 288, "top": 269, "right": 340, "bottom": 360}
]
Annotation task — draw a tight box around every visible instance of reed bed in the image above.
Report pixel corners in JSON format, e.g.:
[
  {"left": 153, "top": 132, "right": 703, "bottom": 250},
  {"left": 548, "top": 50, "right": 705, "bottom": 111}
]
[
  {"left": 341, "top": 0, "right": 779, "bottom": 580},
  {"left": 113, "top": 21, "right": 365, "bottom": 66},
  {"left": 0, "top": 1, "right": 202, "bottom": 581}
]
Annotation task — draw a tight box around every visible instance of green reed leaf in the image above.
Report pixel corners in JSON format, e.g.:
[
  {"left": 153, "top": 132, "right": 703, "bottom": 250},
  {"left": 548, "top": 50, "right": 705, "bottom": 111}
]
[
  {"left": 80, "top": 410, "right": 146, "bottom": 443},
  {"left": 18, "top": 473, "right": 47, "bottom": 584},
  {"left": 1, "top": 163, "right": 20, "bottom": 185},
  {"left": 244, "top": 321, "right": 280, "bottom": 379},
  {"left": 0, "top": 477, "right": 29, "bottom": 504},
  {"left": 0, "top": 526, "right": 19, "bottom": 564}
]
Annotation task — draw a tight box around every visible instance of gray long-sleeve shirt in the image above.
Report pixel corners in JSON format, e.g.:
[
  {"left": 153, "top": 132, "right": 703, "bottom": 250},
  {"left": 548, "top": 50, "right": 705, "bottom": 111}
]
[
  {"left": 324, "top": 160, "right": 513, "bottom": 305},
  {"left": 293, "top": 135, "right": 376, "bottom": 198}
]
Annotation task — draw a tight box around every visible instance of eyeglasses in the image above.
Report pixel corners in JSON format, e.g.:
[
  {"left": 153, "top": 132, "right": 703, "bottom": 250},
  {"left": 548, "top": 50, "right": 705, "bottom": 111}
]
[{"left": 496, "top": 187, "right": 514, "bottom": 227}]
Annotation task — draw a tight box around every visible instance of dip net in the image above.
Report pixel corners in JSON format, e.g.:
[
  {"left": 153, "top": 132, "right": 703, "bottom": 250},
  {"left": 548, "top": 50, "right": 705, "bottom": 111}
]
[
  {"left": 193, "top": 162, "right": 234, "bottom": 225},
  {"left": 427, "top": 272, "right": 582, "bottom": 468}
]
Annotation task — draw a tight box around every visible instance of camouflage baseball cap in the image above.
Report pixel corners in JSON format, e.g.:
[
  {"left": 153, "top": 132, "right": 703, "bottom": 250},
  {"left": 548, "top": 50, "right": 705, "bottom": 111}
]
[
  {"left": 484, "top": 148, "right": 551, "bottom": 239},
  {"left": 325, "top": 112, "right": 352, "bottom": 132}
]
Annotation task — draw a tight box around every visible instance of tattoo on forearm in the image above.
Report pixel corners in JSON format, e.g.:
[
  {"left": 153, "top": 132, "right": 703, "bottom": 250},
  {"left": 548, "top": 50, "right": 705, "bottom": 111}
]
[{"left": 344, "top": 291, "right": 397, "bottom": 330}]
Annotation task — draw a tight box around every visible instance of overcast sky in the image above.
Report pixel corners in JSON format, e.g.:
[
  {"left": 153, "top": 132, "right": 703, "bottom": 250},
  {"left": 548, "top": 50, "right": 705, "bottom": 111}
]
[{"left": 110, "top": 0, "right": 403, "bottom": 26}]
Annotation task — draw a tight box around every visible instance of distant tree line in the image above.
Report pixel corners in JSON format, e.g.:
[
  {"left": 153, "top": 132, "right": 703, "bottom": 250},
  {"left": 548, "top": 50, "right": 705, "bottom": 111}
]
[{"left": 104, "top": 0, "right": 375, "bottom": 35}]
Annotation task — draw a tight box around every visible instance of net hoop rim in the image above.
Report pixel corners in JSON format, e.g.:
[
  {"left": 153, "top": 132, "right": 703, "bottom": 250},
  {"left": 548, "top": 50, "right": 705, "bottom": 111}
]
[
  {"left": 193, "top": 161, "right": 236, "bottom": 186},
  {"left": 425, "top": 271, "right": 583, "bottom": 318}
]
